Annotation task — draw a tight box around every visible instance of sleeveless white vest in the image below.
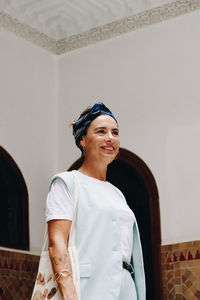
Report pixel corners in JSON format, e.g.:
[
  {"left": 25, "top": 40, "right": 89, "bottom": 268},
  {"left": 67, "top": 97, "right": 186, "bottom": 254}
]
[{"left": 50, "top": 171, "right": 146, "bottom": 300}]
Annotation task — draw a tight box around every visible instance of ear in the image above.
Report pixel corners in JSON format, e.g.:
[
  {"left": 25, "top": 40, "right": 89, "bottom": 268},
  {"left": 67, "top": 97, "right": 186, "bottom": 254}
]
[{"left": 80, "top": 136, "right": 86, "bottom": 148}]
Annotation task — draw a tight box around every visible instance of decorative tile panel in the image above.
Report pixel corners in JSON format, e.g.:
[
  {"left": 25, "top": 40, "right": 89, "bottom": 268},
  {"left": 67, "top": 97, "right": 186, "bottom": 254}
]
[
  {"left": 161, "top": 241, "right": 200, "bottom": 300},
  {"left": 0, "top": 240, "right": 200, "bottom": 299},
  {"left": 0, "top": 249, "right": 39, "bottom": 300}
]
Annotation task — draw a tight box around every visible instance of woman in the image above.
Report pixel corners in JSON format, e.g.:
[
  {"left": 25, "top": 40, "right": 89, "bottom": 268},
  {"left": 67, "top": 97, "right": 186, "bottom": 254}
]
[{"left": 46, "top": 102, "right": 146, "bottom": 300}]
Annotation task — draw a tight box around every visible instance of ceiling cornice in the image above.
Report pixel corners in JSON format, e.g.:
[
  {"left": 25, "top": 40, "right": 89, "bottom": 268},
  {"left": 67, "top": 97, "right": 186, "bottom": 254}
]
[{"left": 0, "top": 0, "right": 200, "bottom": 55}]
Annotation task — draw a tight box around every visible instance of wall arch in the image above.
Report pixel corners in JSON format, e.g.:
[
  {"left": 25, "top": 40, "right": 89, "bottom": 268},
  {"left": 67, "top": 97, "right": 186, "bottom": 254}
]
[{"left": 0, "top": 146, "right": 29, "bottom": 250}]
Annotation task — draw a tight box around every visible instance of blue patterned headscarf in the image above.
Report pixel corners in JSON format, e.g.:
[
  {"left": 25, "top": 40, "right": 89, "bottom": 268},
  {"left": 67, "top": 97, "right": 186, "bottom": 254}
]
[{"left": 73, "top": 102, "right": 118, "bottom": 150}]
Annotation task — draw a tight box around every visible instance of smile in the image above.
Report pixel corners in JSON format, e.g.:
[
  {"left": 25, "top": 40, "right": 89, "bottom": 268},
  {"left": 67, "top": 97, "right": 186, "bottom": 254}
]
[{"left": 101, "top": 146, "right": 114, "bottom": 150}]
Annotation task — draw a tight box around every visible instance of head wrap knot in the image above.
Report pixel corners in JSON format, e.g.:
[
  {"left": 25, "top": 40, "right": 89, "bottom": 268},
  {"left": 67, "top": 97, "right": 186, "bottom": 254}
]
[{"left": 73, "top": 102, "right": 117, "bottom": 150}]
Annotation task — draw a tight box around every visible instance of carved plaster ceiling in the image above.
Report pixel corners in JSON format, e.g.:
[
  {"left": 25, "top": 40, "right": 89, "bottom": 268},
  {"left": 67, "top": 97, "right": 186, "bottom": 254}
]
[
  {"left": 0, "top": 0, "right": 175, "bottom": 39},
  {"left": 0, "top": 0, "right": 200, "bottom": 54}
]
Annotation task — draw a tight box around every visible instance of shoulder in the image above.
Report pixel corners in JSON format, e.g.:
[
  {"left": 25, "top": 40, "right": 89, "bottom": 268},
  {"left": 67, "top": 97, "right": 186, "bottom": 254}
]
[
  {"left": 50, "top": 170, "right": 75, "bottom": 183},
  {"left": 49, "top": 171, "right": 76, "bottom": 195}
]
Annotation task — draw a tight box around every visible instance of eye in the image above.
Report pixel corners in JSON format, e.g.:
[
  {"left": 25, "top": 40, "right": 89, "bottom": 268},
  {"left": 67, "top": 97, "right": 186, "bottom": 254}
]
[
  {"left": 112, "top": 130, "right": 119, "bottom": 136},
  {"left": 97, "top": 129, "right": 105, "bottom": 134}
]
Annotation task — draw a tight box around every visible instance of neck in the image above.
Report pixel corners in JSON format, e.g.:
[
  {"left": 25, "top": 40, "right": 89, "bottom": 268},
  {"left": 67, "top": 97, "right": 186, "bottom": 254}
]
[{"left": 78, "top": 158, "right": 108, "bottom": 181}]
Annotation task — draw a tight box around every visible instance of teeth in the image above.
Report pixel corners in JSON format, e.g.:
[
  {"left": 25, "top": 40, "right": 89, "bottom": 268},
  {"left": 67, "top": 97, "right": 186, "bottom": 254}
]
[{"left": 103, "top": 147, "right": 113, "bottom": 150}]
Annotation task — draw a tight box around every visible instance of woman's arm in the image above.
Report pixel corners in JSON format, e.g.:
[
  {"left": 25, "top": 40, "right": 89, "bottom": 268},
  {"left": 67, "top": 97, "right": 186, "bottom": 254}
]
[{"left": 48, "top": 219, "right": 78, "bottom": 300}]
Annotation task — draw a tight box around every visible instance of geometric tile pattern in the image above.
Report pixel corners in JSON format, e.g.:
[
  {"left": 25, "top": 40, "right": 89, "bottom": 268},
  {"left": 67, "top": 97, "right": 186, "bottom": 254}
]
[
  {"left": 161, "top": 241, "right": 200, "bottom": 300},
  {"left": 1, "top": 0, "right": 200, "bottom": 54},
  {"left": 0, "top": 249, "right": 39, "bottom": 300},
  {"left": 1, "top": 240, "right": 200, "bottom": 299}
]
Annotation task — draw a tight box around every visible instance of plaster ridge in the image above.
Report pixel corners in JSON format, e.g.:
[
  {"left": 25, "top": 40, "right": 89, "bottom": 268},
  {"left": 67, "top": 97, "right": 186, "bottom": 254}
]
[{"left": 1, "top": 0, "right": 200, "bottom": 55}]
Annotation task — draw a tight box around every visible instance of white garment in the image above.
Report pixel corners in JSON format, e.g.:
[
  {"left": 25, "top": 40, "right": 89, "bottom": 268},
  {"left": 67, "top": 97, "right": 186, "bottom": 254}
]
[{"left": 45, "top": 171, "right": 135, "bottom": 263}]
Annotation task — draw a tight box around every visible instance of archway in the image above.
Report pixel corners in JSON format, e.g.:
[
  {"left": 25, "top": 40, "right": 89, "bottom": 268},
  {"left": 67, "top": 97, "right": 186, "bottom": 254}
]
[
  {"left": 68, "top": 147, "right": 163, "bottom": 299},
  {"left": 0, "top": 146, "right": 29, "bottom": 250}
]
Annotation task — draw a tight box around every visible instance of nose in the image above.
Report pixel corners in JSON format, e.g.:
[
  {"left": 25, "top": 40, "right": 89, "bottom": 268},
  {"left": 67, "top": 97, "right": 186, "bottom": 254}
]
[{"left": 105, "top": 131, "right": 113, "bottom": 142}]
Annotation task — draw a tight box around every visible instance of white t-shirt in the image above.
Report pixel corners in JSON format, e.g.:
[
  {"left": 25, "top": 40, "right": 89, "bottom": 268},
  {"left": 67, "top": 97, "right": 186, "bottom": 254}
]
[{"left": 45, "top": 172, "right": 135, "bottom": 263}]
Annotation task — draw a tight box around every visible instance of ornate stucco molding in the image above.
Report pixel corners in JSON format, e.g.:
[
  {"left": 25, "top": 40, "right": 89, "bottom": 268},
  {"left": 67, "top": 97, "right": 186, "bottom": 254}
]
[
  {"left": 0, "top": 0, "right": 200, "bottom": 55},
  {"left": 0, "top": 12, "right": 57, "bottom": 53}
]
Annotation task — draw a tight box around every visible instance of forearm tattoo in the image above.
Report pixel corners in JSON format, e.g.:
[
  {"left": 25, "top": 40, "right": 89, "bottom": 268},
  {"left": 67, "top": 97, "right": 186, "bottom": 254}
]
[{"left": 53, "top": 254, "right": 68, "bottom": 266}]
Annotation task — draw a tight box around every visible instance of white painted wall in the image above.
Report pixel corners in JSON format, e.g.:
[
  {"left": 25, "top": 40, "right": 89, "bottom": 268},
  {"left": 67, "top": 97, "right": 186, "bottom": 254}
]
[
  {"left": 0, "top": 29, "right": 57, "bottom": 253},
  {"left": 1, "top": 9, "right": 200, "bottom": 253},
  {"left": 57, "top": 10, "right": 200, "bottom": 245}
]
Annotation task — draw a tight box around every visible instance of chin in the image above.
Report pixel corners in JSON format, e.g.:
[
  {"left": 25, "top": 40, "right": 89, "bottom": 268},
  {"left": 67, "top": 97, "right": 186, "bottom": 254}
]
[{"left": 102, "top": 154, "right": 115, "bottom": 164}]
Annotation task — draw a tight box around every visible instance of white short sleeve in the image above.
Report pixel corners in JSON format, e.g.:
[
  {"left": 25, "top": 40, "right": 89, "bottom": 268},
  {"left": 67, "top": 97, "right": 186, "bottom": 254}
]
[{"left": 45, "top": 178, "right": 74, "bottom": 223}]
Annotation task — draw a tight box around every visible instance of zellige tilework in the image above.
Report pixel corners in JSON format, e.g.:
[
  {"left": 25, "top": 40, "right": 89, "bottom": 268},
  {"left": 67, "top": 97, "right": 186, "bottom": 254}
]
[
  {"left": 161, "top": 240, "right": 200, "bottom": 300},
  {"left": 1, "top": 240, "right": 200, "bottom": 299}
]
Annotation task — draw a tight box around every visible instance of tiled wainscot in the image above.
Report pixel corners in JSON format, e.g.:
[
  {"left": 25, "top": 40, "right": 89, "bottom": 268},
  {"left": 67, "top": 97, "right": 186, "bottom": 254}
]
[
  {"left": 0, "top": 240, "right": 200, "bottom": 299},
  {"left": 161, "top": 241, "right": 200, "bottom": 300},
  {"left": 0, "top": 249, "right": 39, "bottom": 300}
]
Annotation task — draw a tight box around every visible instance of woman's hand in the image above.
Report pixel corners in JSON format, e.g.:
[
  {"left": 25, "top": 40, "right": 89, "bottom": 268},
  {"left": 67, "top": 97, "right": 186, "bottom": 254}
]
[
  {"left": 48, "top": 220, "right": 78, "bottom": 300},
  {"left": 59, "top": 276, "right": 78, "bottom": 300}
]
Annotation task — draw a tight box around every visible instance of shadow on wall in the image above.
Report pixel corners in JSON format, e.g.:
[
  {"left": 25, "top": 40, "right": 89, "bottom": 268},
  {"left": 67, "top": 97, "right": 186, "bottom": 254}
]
[
  {"left": 0, "top": 146, "right": 29, "bottom": 250},
  {"left": 0, "top": 146, "right": 33, "bottom": 299}
]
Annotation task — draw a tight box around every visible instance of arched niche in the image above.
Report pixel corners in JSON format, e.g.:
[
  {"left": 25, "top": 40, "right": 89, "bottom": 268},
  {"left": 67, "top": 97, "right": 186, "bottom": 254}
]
[
  {"left": 68, "top": 147, "right": 163, "bottom": 299},
  {"left": 0, "top": 146, "right": 29, "bottom": 250}
]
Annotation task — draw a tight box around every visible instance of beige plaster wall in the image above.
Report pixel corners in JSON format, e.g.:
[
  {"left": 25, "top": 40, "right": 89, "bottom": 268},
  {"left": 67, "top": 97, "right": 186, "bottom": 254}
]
[
  {"left": 57, "top": 10, "right": 200, "bottom": 245},
  {"left": 0, "top": 28, "right": 57, "bottom": 253}
]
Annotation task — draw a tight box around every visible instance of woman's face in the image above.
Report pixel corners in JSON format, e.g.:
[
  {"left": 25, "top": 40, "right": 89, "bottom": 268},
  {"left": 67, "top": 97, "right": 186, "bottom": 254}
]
[{"left": 80, "top": 114, "right": 120, "bottom": 164}]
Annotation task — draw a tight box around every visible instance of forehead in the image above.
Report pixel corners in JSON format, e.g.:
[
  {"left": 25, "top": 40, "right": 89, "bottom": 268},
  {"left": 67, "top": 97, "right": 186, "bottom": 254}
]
[{"left": 90, "top": 114, "right": 118, "bottom": 129}]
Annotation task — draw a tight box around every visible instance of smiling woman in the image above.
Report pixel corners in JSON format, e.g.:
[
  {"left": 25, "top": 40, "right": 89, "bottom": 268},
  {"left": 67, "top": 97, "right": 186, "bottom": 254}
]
[
  {"left": 45, "top": 102, "right": 146, "bottom": 300},
  {"left": 78, "top": 114, "right": 120, "bottom": 179}
]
